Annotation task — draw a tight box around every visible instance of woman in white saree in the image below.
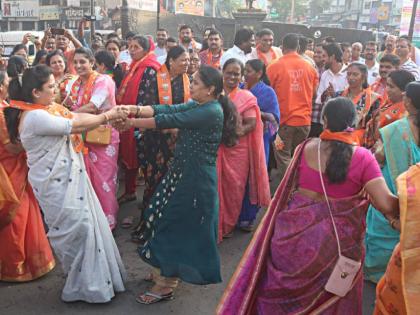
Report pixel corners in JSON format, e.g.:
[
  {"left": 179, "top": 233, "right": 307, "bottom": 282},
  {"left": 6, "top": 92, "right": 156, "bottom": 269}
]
[{"left": 3, "top": 65, "right": 127, "bottom": 303}]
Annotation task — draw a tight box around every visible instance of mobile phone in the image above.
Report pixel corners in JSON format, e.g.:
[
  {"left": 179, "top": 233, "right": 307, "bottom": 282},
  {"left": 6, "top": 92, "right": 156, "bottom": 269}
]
[{"left": 51, "top": 28, "right": 65, "bottom": 36}]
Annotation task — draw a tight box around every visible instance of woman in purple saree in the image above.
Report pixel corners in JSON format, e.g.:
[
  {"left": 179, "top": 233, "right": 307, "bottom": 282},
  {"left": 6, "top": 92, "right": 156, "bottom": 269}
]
[{"left": 217, "top": 98, "right": 399, "bottom": 315}]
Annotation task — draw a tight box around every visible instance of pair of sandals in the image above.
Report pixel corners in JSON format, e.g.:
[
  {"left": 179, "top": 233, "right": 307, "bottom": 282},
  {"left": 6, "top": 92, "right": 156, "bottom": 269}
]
[{"left": 135, "top": 274, "right": 174, "bottom": 305}]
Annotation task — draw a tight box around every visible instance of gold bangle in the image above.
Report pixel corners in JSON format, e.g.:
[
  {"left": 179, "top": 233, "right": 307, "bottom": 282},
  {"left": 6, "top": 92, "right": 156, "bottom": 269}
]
[
  {"left": 135, "top": 106, "right": 141, "bottom": 118},
  {"left": 390, "top": 218, "right": 398, "bottom": 230},
  {"left": 103, "top": 113, "right": 110, "bottom": 123}
]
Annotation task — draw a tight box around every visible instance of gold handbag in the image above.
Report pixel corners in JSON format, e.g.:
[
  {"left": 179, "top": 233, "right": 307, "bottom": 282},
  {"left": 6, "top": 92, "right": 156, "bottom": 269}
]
[{"left": 85, "top": 125, "right": 112, "bottom": 145}]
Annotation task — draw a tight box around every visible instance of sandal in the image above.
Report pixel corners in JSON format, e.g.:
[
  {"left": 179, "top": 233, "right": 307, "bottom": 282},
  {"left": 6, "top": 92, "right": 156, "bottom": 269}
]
[
  {"left": 135, "top": 291, "right": 174, "bottom": 305},
  {"left": 121, "top": 216, "right": 134, "bottom": 229},
  {"left": 118, "top": 193, "right": 136, "bottom": 205}
]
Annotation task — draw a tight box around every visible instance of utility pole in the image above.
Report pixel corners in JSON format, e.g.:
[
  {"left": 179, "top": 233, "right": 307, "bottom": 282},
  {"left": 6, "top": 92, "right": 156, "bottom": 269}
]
[
  {"left": 290, "top": 0, "right": 295, "bottom": 23},
  {"left": 121, "top": 0, "right": 130, "bottom": 38},
  {"left": 157, "top": 0, "right": 161, "bottom": 31},
  {"left": 90, "top": 0, "right": 95, "bottom": 42},
  {"left": 408, "top": 0, "right": 419, "bottom": 41}
]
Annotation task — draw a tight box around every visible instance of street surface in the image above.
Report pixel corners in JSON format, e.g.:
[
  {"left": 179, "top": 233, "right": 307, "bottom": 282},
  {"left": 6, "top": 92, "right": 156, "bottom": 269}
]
[{"left": 1, "top": 186, "right": 376, "bottom": 315}]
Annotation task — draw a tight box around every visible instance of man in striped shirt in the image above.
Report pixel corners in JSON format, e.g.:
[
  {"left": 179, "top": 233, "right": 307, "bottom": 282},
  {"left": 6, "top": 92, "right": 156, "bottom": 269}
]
[{"left": 396, "top": 36, "right": 420, "bottom": 81}]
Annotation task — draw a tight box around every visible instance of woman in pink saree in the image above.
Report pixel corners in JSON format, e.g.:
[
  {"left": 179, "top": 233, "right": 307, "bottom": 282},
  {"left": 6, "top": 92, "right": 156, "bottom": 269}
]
[
  {"left": 66, "top": 48, "right": 120, "bottom": 230},
  {"left": 217, "top": 58, "right": 271, "bottom": 241},
  {"left": 217, "top": 97, "right": 399, "bottom": 315}
]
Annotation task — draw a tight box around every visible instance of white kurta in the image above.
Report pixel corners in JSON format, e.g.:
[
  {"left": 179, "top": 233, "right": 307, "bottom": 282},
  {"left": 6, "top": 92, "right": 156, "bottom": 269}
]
[{"left": 20, "top": 109, "right": 126, "bottom": 303}]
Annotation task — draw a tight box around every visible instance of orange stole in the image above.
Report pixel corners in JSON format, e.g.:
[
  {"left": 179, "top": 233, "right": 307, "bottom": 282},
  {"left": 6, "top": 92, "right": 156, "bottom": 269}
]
[
  {"left": 157, "top": 64, "right": 190, "bottom": 105},
  {"left": 320, "top": 129, "right": 360, "bottom": 146},
  {"left": 207, "top": 49, "right": 223, "bottom": 69},
  {"left": 9, "top": 100, "right": 86, "bottom": 154},
  {"left": 0, "top": 104, "right": 55, "bottom": 281},
  {"left": 257, "top": 45, "right": 279, "bottom": 65},
  {"left": 374, "top": 164, "right": 420, "bottom": 315}
]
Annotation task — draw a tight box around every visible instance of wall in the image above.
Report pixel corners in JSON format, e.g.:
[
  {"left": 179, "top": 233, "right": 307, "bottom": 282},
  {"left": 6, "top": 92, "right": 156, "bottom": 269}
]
[{"left": 128, "top": 11, "right": 375, "bottom": 47}]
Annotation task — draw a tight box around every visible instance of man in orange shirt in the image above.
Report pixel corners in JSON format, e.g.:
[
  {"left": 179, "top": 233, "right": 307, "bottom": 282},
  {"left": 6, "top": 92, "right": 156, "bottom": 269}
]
[{"left": 267, "top": 33, "right": 319, "bottom": 181}]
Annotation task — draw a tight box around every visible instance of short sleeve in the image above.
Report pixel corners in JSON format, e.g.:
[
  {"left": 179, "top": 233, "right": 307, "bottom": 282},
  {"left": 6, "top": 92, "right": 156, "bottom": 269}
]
[
  {"left": 24, "top": 110, "right": 73, "bottom": 137},
  {"left": 357, "top": 147, "right": 383, "bottom": 185},
  {"left": 90, "top": 76, "right": 109, "bottom": 109},
  {"left": 242, "top": 107, "right": 257, "bottom": 119},
  {"left": 155, "top": 103, "right": 219, "bottom": 130}
]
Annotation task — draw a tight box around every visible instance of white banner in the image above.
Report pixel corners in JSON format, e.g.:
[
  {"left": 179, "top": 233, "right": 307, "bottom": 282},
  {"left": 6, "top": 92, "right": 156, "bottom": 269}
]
[
  {"left": 127, "top": 0, "right": 158, "bottom": 12},
  {"left": 1, "top": 0, "right": 39, "bottom": 18},
  {"left": 67, "top": 0, "right": 81, "bottom": 7},
  {"left": 39, "top": 5, "right": 60, "bottom": 20}
]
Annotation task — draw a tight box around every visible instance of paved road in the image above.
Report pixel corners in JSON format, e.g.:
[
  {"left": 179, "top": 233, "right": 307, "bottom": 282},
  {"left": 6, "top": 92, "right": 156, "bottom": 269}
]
[{"left": 0, "top": 194, "right": 377, "bottom": 315}]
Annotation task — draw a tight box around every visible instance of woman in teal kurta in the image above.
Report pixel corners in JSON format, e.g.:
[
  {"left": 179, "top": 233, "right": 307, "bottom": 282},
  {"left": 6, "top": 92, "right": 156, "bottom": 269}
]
[
  {"left": 119, "top": 65, "right": 238, "bottom": 304},
  {"left": 364, "top": 82, "right": 420, "bottom": 283}
]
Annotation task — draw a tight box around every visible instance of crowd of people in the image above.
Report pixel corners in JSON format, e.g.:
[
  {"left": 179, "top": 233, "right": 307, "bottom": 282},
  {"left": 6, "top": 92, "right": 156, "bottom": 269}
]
[{"left": 1, "top": 22, "right": 420, "bottom": 314}]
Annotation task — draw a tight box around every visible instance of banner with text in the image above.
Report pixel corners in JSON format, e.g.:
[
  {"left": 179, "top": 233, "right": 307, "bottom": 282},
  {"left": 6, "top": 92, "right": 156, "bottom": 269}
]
[
  {"left": 175, "top": 0, "right": 204, "bottom": 16},
  {"left": 1, "top": 0, "right": 39, "bottom": 18}
]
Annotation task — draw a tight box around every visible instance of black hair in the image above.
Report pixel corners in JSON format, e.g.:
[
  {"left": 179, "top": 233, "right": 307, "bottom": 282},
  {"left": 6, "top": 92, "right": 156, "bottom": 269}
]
[
  {"left": 197, "top": 65, "right": 238, "bottom": 147},
  {"left": 388, "top": 70, "right": 415, "bottom": 91},
  {"left": 5, "top": 65, "right": 52, "bottom": 143},
  {"left": 298, "top": 35, "right": 308, "bottom": 54},
  {"left": 321, "top": 97, "right": 357, "bottom": 183},
  {"left": 74, "top": 47, "right": 95, "bottom": 63},
  {"left": 398, "top": 35, "right": 412, "bottom": 47},
  {"left": 45, "top": 50, "right": 67, "bottom": 72},
  {"left": 179, "top": 24, "right": 192, "bottom": 32},
  {"left": 32, "top": 49, "right": 48, "bottom": 66},
  {"left": 132, "top": 35, "right": 151, "bottom": 52},
  {"left": 95, "top": 49, "right": 124, "bottom": 87},
  {"left": 323, "top": 43, "right": 343, "bottom": 63},
  {"left": 7, "top": 55, "right": 28, "bottom": 79},
  {"left": 257, "top": 28, "right": 274, "bottom": 38},
  {"left": 365, "top": 41, "right": 378, "bottom": 49},
  {"left": 405, "top": 82, "right": 420, "bottom": 147},
  {"left": 106, "top": 32, "right": 119, "bottom": 40},
  {"left": 105, "top": 39, "right": 121, "bottom": 50},
  {"left": 380, "top": 54, "right": 400, "bottom": 67},
  {"left": 125, "top": 31, "right": 136, "bottom": 40},
  {"left": 208, "top": 29, "right": 223, "bottom": 40},
  {"left": 11, "top": 44, "right": 28, "bottom": 56},
  {"left": 246, "top": 59, "right": 270, "bottom": 85},
  {"left": 157, "top": 28, "right": 168, "bottom": 33},
  {"left": 222, "top": 58, "right": 245, "bottom": 75},
  {"left": 234, "top": 28, "right": 254, "bottom": 47},
  {"left": 165, "top": 46, "right": 187, "bottom": 70},
  {"left": 323, "top": 36, "right": 336, "bottom": 44},
  {"left": 282, "top": 33, "right": 299, "bottom": 51},
  {"left": 166, "top": 37, "right": 177, "bottom": 44},
  {"left": 348, "top": 62, "right": 369, "bottom": 89},
  {"left": 340, "top": 42, "right": 351, "bottom": 50}
]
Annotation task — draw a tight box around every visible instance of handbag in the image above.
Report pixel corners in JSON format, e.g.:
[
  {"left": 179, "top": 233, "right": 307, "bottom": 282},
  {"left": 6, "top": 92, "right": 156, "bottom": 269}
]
[
  {"left": 317, "top": 140, "right": 361, "bottom": 297},
  {"left": 85, "top": 125, "right": 112, "bottom": 145}
]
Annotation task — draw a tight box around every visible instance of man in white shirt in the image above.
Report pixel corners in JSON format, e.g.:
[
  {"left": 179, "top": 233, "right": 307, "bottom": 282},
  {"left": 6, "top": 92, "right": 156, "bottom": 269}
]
[
  {"left": 157, "top": 37, "right": 177, "bottom": 65},
  {"left": 364, "top": 41, "right": 380, "bottom": 85},
  {"left": 396, "top": 36, "right": 420, "bottom": 80},
  {"left": 220, "top": 28, "right": 254, "bottom": 68},
  {"left": 119, "top": 31, "right": 136, "bottom": 66},
  {"left": 351, "top": 42, "right": 365, "bottom": 63},
  {"left": 249, "top": 28, "right": 282, "bottom": 65},
  {"left": 178, "top": 24, "right": 202, "bottom": 51},
  {"left": 310, "top": 43, "right": 347, "bottom": 137},
  {"left": 154, "top": 28, "right": 168, "bottom": 58}
]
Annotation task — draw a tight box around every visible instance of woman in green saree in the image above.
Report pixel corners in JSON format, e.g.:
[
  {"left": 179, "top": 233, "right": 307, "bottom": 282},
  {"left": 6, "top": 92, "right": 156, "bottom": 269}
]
[{"left": 365, "top": 81, "right": 420, "bottom": 282}]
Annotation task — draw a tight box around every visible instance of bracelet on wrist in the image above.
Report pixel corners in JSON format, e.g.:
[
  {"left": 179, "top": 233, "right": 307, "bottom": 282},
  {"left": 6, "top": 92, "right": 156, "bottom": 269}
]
[{"left": 103, "top": 113, "right": 110, "bottom": 123}]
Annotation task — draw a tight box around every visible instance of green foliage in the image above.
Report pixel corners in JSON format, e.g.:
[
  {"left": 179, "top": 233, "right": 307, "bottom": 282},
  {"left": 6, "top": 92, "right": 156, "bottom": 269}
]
[{"left": 216, "top": 0, "right": 244, "bottom": 17}]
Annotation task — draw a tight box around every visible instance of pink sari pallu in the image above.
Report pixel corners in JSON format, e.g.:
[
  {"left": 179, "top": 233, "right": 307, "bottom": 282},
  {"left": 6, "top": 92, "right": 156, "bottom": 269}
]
[{"left": 217, "top": 140, "right": 369, "bottom": 315}]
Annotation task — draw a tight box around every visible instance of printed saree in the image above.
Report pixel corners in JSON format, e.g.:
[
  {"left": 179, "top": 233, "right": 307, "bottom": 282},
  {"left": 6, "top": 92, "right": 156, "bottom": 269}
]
[
  {"left": 217, "top": 140, "right": 369, "bottom": 315},
  {"left": 0, "top": 103, "right": 55, "bottom": 281},
  {"left": 365, "top": 118, "right": 420, "bottom": 283},
  {"left": 374, "top": 163, "right": 420, "bottom": 315}
]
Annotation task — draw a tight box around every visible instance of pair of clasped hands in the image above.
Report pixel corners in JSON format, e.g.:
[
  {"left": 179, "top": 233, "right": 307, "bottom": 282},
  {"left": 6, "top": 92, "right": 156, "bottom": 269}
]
[{"left": 103, "top": 105, "right": 142, "bottom": 131}]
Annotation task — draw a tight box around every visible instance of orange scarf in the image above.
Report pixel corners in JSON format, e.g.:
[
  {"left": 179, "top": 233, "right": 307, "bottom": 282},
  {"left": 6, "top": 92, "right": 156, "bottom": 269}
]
[
  {"left": 69, "top": 71, "right": 99, "bottom": 109},
  {"left": 257, "top": 45, "right": 279, "bottom": 65},
  {"left": 341, "top": 87, "right": 373, "bottom": 109},
  {"left": 157, "top": 64, "right": 190, "bottom": 105},
  {"left": 206, "top": 49, "right": 223, "bottom": 69},
  {"left": 320, "top": 129, "right": 360, "bottom": 146},
  {"left": 9, "top": 100, "right": 86, "bottom": 154}
]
